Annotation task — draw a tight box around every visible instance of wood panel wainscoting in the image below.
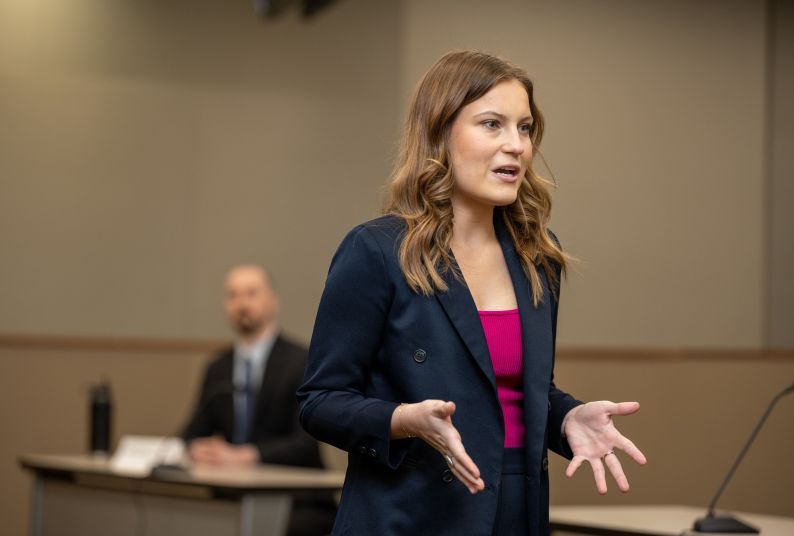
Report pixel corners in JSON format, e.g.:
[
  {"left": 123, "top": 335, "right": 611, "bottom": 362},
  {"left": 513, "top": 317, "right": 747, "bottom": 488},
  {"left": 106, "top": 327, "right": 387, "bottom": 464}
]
[{"left": 2, "top": 332, "right": 793, "bottom": 359}]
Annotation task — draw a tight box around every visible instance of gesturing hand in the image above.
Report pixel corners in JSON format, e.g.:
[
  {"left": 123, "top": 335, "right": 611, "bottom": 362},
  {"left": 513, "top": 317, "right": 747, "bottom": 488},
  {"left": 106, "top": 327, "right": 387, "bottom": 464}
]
[
  {"left": 563, "top": 401, "right": 647, "bottom": 494},
  {"left": 392, "top": 400, "right": 485, "bottom": 494}
]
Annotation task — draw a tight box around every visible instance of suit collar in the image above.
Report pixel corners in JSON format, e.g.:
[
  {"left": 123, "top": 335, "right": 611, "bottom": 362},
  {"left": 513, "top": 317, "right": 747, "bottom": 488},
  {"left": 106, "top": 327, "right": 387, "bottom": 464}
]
[
  {"left": 497, "top": 217, "right": 556, "bottom": 466},
  {"left": 436, "top": 264, "right": 496, "bottom": 391},
  {"left": 434, "top": 213, "right": 511, "bottom": 392},
  {"left": 435, "top": 213, "right": 553, "bottom": 396}
]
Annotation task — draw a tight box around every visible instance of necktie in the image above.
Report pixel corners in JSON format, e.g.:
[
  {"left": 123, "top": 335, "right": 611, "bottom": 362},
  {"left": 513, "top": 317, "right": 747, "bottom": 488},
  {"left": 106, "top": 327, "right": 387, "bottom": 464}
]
[{"left": 233, "top": 358, "right": 253, "bottom": 444}]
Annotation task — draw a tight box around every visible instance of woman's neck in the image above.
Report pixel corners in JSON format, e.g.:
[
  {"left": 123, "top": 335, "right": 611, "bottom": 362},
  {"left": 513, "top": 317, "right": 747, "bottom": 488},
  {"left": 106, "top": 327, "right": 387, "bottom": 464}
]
[{"left": 451, "top": 198, "right": 496, "bottom": 248}]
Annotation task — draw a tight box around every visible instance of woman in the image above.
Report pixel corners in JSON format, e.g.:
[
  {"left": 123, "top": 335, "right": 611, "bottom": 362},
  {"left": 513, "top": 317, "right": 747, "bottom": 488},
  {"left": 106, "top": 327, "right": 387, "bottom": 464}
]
[{"left": 297, "top": 50, "right": 646, "bottom": 536}]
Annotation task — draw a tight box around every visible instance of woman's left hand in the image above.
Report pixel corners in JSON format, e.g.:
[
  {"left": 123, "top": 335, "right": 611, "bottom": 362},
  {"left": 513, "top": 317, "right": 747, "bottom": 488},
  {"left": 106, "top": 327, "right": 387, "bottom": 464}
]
[{"left": 563, "top": 401, "right": 647, "bottom": 494}]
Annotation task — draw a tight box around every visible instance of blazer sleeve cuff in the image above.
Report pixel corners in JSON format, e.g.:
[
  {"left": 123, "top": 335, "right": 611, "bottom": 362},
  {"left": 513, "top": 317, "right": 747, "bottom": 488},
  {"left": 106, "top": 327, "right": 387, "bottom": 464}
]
[
  {"left": 549, "top": 398, "right": 584, "bottom": 460},
  {"left": 348, "top": 400, "right": 410, "bottom": 470}
]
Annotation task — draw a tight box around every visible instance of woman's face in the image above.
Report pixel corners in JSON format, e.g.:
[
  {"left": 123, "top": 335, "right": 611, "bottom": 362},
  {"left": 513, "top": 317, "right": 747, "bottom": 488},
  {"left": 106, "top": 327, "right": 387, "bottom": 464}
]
[{"left": 447, "top": 79, "right": 534, "bottom": 211}]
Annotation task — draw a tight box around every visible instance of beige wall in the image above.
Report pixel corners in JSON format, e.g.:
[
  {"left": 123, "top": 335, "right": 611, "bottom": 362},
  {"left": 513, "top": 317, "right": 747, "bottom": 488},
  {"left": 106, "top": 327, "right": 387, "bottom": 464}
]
[
  {"left": 0, "top": 0, "right": 776, "bottom": 347},
  {"left": 0, "top": 0, "right": 402, "bottom": 340},
  {"left": 767, "top": 0, "right": 794, "bottom": 347},
  {"left": 1, "top": 0, "right": 792, "bottom": 535}
]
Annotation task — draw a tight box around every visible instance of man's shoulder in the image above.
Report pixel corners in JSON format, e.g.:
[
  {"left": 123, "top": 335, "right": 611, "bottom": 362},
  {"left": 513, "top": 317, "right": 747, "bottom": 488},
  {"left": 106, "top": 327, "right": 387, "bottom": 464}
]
[
  {"left": 267, "top": 334, "right": 309, "bottom": 377},
  {"left": 272, "top": 333, "right": 308, "bottom": 357},
  {"left": 205, "top": 346, "right": 235, "bottom": 370}
]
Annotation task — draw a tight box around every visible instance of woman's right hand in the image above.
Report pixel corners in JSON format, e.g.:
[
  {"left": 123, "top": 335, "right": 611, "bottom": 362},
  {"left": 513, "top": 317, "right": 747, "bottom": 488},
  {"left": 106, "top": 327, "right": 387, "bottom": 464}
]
[{"left": 391, "top": 400, "right": 485, "bottom": 494}]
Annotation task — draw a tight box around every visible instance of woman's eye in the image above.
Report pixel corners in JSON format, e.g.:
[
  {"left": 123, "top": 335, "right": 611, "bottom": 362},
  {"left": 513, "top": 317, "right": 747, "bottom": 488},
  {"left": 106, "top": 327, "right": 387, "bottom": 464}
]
[
  {"left": 519, "top": 123, "right": 534, "bottom": 134},
  {"left": 482, "top": 119, "right": 499, "bottom": 129}
]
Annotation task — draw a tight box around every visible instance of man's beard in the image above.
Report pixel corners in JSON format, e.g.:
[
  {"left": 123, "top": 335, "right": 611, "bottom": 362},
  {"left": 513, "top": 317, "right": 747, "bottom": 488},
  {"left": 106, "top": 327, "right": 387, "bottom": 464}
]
[{"left": 233, "top": 313, "right": 264, "bottom": 336}]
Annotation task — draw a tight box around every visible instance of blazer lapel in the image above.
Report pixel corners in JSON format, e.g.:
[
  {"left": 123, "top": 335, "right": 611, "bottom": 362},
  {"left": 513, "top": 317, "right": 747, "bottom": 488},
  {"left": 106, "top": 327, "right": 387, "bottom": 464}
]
[
  {"left": 495, "top": 218, "right": 554, "bottom": 464},
  {"left": 435, "top": 263, "right": 497, "bottom": 393},
  {"left": 217, "top": 352, "right": 237, "bottom": 439},
  {"left": 494, "top": 219, "right": 554, "bottom": 378},
  {"left": 435, "top": 216, "right": 555, "bottom": 403},
  {"left": 254, "top": 336, "right": 283, "bottom": 428}
]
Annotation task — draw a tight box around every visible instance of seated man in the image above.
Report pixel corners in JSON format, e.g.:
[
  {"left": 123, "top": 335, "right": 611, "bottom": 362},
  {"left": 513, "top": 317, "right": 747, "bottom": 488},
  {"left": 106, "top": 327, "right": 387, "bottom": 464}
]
[{"left": 182, "top": 264, "right": 335, "bottom": 536}]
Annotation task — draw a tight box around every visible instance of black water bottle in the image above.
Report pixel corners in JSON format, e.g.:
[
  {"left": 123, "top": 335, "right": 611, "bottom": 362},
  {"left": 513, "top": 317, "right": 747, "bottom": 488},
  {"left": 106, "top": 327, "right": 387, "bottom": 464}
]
[{"left": 89, "top": 381, "right": 113, "bottom": 456}]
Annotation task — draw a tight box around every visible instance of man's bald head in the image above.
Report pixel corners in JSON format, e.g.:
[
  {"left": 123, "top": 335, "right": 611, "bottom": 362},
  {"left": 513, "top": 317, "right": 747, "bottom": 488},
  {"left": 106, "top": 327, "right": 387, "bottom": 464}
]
[{"left": 223, "top": 265, "right": 279, "bottom": 339}]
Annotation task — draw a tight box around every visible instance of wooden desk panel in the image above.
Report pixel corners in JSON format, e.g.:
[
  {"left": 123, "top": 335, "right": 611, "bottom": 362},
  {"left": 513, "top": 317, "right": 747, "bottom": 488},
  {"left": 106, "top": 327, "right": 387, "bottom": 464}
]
[{"left": 20, "top": 453, "right": 344, "bottom": 536}]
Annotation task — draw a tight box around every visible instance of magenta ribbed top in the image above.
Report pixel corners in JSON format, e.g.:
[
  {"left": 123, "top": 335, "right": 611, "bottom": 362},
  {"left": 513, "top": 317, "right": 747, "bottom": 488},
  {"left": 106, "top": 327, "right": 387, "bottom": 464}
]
[{"left": 478, "top": 308, "right": 525, "bottom": 448}]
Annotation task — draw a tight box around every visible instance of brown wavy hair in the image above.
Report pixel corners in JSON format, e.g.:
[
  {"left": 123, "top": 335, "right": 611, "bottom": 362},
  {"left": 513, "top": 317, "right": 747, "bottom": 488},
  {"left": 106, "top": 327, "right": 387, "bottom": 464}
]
[{"left": 384, "top": 50, "right": 568, "bottom": 306}]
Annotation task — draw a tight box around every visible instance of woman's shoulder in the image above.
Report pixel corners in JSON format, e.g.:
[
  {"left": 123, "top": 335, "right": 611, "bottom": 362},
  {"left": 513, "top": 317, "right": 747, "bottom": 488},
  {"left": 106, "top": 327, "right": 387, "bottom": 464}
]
[
  {"left": 344, "top": 214, "right": 406, "bottom": 246},
  {"left": 326, "top": 216, "right": 404, "bottom": 284},
  {"left": 362, "top": 214, "right": 405, "bottom": 236},
  {"left": 329, "top": 215, "right": 405, "bottom": 267}
]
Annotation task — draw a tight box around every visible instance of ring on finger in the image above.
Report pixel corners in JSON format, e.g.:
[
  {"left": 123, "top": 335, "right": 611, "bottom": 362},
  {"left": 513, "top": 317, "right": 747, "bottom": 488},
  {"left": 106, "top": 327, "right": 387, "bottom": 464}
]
[
  {"left": 444, "top": 454, "right": 455, "bottom": 468},
  {"left": 601, "top": 450, "right": 615, "bottom": 461}
]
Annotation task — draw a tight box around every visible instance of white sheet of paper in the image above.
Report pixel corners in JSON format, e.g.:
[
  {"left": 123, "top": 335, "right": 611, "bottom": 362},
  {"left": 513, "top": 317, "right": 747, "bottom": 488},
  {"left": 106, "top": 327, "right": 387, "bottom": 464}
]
[{"left": 110, "top": 435, "right": 186, "bottom": 476}]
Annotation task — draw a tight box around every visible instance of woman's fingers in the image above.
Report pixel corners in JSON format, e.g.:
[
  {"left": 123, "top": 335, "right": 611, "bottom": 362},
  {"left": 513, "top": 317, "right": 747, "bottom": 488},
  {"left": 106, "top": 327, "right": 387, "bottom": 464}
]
[
  {"left": 449, "top": 442, "right": 482, "bottom": 479},
  {"left": 617, "top": 436, "right": 647, "bottom": 465},
  {"left": 565, "top": 455, "right": 586, "bottom": 478},
  {"left": 449, "top": 454, "right": 484, "bottom": 493},
  {"left": 608, "top": 401, "right": 640, "bottom": 416},
  {"left": 431, "top": 400, "right": 456, "bottom": 418},
  {"left": 426, "top": 439, "right": 483, "bottom": 493},
  {"left": 563, "top": 400, "right": 646, "bottom": 495},
  {"left": 589, "top": 458, "right": 608, "bottom": 495},
  {"left": 450, "top": 460, "right": 484, "bottom": 493},
  {"left": 407, "top": 399, "right": 487, "bottom": 494},
  {"left": 603, "top": 452, "right": 629, "bottom": 492},
  {"left": 423, "top": 409, "right": 484, "bottom": 493},
  {"left": 428, "top": 431, "right": 482, "bottom": 476},
  {"left": 450, "top": 448, "right": 481, "bottom": 480}
]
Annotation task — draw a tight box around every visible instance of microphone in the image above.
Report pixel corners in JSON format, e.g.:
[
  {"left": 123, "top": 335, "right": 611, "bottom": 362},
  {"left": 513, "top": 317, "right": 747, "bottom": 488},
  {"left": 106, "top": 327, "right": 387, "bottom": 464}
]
[{"left": 692, "top": 381, "right": 794, "bottom": 533}]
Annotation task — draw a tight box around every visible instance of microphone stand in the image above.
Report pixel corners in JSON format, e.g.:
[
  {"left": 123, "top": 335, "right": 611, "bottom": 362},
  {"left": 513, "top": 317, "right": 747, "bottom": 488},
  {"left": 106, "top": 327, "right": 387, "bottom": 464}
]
[{"left": 693, "top": 382, "right": 794, "bottom": 533}]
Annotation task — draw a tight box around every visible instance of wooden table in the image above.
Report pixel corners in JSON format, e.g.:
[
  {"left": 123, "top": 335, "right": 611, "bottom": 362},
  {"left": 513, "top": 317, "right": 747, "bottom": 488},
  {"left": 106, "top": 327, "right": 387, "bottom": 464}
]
[
  {"left": 20, "top": 453, "right": 345, "bottom": 536},
  {"left": 550, "top": 505, "right": 794, "bottom": 536}
]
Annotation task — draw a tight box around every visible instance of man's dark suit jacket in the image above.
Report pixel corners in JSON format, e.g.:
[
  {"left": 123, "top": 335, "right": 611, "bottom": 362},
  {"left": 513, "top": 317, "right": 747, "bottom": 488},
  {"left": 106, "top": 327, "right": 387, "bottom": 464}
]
[
  {"left": 183, "top": 334, "right": 335, "bottom": 536},
  {"left": 297, "top": 214, "right": 582, "bottom": 536},
  {"left": 182, "top": 334, "right": 322, "bottom": 467}
]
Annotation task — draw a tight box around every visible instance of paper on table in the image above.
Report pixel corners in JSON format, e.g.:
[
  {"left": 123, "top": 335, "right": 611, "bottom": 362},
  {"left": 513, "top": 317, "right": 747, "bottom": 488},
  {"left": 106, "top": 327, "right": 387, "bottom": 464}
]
[{"left": 110, "top": 435, "right": 186, "bottom": 476}]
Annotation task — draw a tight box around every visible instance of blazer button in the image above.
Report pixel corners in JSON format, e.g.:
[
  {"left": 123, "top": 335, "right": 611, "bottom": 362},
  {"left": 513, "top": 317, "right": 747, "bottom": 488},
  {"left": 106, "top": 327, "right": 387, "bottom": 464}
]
[
  {"left": 441, "top": 469, "right": 454, "bottom": 484},
  {"left": 413, "top": 349, "right": 427, "bottom": 363},
  {"left": 357, "top": 446, "right": 367, "bottom": 456},
  {"left": 542, "top": 457, "right": 549, "bottom": 472},
  {"left": 368, "top": 448, "right": 377, "bottom": 458}
]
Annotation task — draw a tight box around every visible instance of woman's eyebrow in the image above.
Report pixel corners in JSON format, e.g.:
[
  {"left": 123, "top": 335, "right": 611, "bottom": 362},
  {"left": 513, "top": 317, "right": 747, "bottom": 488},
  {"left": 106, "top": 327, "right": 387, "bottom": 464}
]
[{"left": 473, "top": 110, "right": 534, "bottom": 122}]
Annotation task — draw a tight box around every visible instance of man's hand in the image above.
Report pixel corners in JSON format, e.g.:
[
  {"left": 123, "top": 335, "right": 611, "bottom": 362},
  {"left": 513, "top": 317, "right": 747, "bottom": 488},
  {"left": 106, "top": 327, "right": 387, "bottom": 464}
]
[{"left": 188, "top": 436, "right": 259, "bottom": 466}]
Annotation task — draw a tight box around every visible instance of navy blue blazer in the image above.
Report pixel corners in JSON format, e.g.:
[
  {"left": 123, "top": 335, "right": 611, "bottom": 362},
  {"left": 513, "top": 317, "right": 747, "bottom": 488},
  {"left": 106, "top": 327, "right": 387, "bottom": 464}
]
[{"left": 297, "top": 214, "right": 581, "bottom": 535}]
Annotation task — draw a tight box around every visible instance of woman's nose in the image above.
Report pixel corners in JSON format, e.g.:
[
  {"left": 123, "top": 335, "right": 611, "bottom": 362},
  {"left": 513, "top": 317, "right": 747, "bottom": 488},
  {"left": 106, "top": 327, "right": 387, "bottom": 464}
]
[{"left": 501, "top": 129, "right": 527, "bottom": 155}]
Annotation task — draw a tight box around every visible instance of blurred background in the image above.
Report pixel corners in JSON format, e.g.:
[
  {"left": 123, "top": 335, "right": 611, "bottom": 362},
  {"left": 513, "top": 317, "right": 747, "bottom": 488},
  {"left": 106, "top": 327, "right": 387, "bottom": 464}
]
[{"left": 1, "top": 0, "right": 792, "bottom": 534}]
